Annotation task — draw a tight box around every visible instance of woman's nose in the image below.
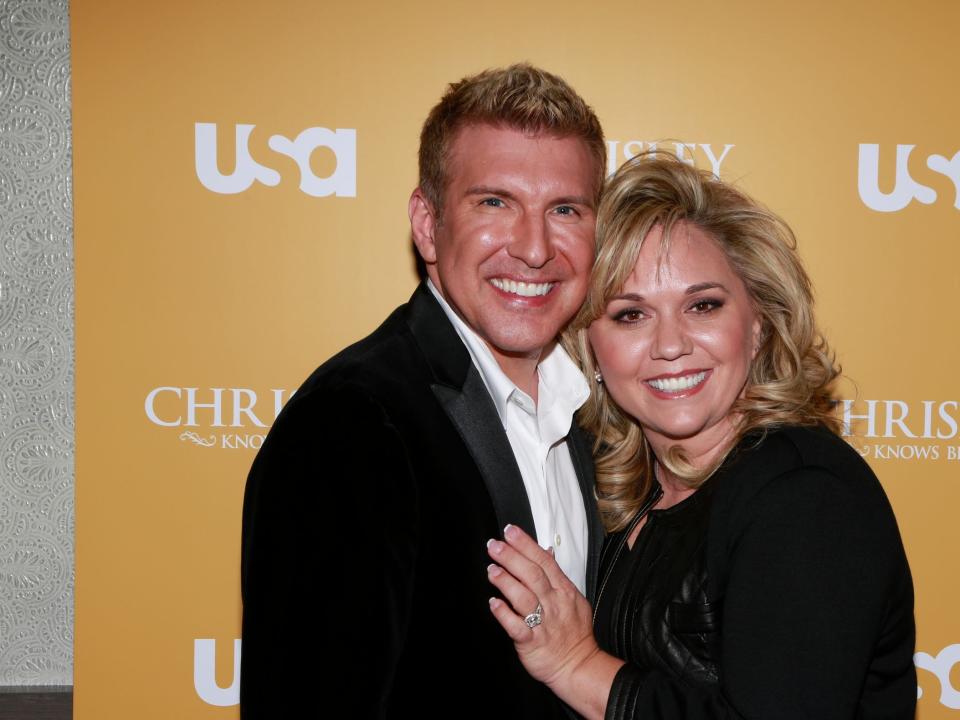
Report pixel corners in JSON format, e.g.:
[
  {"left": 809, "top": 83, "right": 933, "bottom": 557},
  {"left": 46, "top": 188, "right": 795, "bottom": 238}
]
[{"left": 650, "top": 317, "right": 693, "bottom": 360}]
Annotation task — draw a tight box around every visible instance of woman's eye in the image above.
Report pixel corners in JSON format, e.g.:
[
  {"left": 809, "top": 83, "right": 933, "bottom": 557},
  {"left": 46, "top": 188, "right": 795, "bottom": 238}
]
[
  {"left": 690, "top": 299, "right": 723, "bottom": 314},
  {"left": 612, "top": 308, "right": 645, "bottom": 323}
]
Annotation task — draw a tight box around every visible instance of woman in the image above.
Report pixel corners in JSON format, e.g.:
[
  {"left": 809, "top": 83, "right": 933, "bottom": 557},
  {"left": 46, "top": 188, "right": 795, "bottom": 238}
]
[{"left": 485, "top": 152, "right": 915, "bottom": 719}]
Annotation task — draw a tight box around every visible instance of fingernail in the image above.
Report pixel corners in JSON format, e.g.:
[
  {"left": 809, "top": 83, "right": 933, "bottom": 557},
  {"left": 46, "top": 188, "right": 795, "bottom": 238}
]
[
  {"left": 547, "top": 546, "right": 555, "bottom": 556},
  {"left": 504, "top": 524, "right": 518, "bottom": 540},
  {"left": 489, "top": 597, "right": 501, "bottom": 610},
  {"left": 487, "top": 563, "right": 502, "bottom": 577},
  {"left": 487, "top": 539, "right": 503, "bottom": 555}
]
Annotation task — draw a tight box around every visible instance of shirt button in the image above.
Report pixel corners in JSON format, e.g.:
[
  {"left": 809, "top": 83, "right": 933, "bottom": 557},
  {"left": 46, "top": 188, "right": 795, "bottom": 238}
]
[{"left": 554, "top": 534, "right": 562, "bottom": 547}]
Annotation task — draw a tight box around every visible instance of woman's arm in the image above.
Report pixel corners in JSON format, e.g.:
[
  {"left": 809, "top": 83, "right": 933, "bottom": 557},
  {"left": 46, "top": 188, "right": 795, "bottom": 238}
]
[{"left": 486, "top": 524, "right": 625, "bottom": 720}]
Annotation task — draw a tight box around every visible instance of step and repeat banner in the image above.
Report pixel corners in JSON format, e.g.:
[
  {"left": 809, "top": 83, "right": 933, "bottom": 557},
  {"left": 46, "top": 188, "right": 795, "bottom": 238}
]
[{"left": 72, "top": 0, "right": 959, "bottom": 717}]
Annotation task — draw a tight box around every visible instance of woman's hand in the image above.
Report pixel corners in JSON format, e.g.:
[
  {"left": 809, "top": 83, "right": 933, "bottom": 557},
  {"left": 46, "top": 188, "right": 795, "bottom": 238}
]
[{"left": 486, "top": 525, "right": 624, "bottom": 719}]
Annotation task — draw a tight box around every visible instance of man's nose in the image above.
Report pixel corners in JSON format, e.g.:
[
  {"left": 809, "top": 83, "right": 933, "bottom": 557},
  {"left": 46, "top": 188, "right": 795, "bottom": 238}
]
[
  {"left": 507, "top": 213, "right": 554, "bottom": 268},
  {"left": 651, "top": 316, "right": 693, "bottom": 360}
]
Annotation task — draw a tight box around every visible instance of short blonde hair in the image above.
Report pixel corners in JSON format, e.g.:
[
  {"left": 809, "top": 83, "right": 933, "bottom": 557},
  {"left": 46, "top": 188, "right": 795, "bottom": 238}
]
[
  {"left": 418, "top": 63, "right": 605, "bottom": 218},
  {"left": 569, "top": 152, "right": 841, "bottom": 531}
]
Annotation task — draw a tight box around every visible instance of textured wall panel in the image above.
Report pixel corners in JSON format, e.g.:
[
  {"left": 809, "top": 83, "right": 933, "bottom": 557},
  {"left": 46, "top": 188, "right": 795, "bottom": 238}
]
[{"left": 0, "top": 0, "right": 73, "bottom": 685}]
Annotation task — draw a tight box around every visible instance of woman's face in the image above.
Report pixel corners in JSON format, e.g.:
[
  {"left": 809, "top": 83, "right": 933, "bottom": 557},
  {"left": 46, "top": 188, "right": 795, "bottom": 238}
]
[{"left": 588, "top": 222, "right": 761, "bottom": 458}]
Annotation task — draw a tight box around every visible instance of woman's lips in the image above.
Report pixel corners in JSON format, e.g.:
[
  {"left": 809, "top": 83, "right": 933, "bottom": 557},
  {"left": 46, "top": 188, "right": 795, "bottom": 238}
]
[{"left": 644, "top": 369, "right": 711, "bottom": 398}]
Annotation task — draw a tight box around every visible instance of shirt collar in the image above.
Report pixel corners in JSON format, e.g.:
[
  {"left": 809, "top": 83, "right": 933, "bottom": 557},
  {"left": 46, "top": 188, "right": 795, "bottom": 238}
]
[{"left": 426, "top": 279, "right": 589, "bottom": 430}]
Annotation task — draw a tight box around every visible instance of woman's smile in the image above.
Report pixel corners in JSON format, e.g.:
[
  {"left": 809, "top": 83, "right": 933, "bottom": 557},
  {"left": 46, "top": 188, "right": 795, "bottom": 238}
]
[{"left": 644, "top": 369, "right": 711, "bottom": 397}]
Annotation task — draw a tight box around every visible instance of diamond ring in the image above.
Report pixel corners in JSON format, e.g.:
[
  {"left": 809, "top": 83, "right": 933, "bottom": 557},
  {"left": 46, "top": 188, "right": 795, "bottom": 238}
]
[{"left": 524, "top": 603, "right": 543, "bottom": 628}]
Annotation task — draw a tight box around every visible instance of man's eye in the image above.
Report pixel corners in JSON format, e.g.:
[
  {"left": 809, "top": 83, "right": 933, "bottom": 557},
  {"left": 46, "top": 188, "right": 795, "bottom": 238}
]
[
  {"left": 481, "top": 197, "right": 505, "bottom": 208},
  {"left": 555, "top": 205, "right": 578, "bottom": 216}
]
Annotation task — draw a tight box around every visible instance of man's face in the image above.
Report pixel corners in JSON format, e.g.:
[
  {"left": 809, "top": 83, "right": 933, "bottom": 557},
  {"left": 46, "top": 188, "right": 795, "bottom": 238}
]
[{"left": 411, "top": 124, "right": 597, "bottom": 369}]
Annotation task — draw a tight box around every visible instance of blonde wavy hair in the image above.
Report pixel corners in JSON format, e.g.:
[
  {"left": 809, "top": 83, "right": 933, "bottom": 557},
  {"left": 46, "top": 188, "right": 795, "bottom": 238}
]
[{"left": 567, "top": 151, "right": 841, "bottom": 532}]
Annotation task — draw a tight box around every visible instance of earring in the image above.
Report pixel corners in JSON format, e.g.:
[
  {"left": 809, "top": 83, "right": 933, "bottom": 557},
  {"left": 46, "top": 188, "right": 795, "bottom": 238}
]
[{"left": 594, "top": 371, "right": 603, "bottom": 384}]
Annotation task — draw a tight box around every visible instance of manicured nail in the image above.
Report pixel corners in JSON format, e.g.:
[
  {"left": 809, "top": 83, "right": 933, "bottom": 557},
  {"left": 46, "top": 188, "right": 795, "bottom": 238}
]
[
  {"left": 487, "top": 563, "right": 502, "bottom": 577},
  {"left": 489, "top": 597, "right": 502, "bottom": 610},
  {"left": 487, "top": 539, "right": 503, "bottom": 554},
  {"left": 504, "top": 524, "right": 519, "bottom": 540}
]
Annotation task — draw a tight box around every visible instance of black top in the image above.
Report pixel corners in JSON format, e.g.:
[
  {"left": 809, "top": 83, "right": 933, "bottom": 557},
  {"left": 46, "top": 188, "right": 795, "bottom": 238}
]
[{"left": 595, "top": 425, "right": 916, "bottom": 719}]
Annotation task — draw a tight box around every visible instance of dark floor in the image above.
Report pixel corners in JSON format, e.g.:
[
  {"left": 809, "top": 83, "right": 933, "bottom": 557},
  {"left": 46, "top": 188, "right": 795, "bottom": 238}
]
[{"left": 0, "top": 687, "right": 71, "bottom": 720}]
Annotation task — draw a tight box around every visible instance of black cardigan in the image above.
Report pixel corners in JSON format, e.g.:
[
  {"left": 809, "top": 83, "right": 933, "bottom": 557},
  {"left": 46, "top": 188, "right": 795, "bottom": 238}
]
[{"left": 596, "top": 425, "right": 916, "bottom": 719}]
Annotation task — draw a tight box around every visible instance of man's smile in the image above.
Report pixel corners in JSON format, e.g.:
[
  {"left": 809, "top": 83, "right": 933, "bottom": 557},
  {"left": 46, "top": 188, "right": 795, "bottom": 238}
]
[{"left": 488, "top": 277, "right": 556, "bottom": 298}]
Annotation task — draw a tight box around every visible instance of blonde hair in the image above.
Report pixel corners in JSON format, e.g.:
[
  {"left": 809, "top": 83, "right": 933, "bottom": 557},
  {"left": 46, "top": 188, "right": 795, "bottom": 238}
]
[
  {"left": 417, "top": 63, "right": 605, "bottom": 218},
  {"left": 568, "top": 151, "right": 841, "bottom": 531}
]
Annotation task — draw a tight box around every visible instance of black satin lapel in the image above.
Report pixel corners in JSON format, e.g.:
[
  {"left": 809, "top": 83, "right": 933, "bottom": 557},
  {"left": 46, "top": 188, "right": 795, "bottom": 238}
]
[
  {"left": 568, "top": 424, "right": 604, "bottom": 605},
  {"left": 431, "top": 368, "right": 536, "bottom": 538}
]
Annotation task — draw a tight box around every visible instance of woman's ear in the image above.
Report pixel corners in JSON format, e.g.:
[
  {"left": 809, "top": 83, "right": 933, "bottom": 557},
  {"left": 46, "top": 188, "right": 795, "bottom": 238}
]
[{"left": 750, "top": 316, "right": 763, "bottom": 360}]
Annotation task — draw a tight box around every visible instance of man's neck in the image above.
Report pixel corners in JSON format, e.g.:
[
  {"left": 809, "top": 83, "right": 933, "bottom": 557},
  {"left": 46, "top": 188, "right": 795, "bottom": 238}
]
[{"left": 489, "top": 346, "right": 543, "bottom": 403}]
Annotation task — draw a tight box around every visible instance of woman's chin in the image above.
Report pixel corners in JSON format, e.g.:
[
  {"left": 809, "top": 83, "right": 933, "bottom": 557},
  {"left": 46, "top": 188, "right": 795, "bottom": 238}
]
[{"left": 640, "top": 415, "right": 737, "bottom": 449}]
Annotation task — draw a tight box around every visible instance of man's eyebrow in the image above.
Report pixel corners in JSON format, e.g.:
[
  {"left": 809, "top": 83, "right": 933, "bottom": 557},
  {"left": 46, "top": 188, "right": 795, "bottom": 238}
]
[
  {"left": 554, "top": 195, "right": 594, "bottom": 208},
  {"left": 462, "top": 187, "right": 593, "bottom": 208},
  {"left": 464, "top": 185, "right": 516, "bottom": 199}
]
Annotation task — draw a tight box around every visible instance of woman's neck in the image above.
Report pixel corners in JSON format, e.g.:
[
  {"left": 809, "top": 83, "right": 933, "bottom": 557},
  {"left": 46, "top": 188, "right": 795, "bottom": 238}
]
[{"left": 649, "top": 419, "right": 739, "bottom": 509}]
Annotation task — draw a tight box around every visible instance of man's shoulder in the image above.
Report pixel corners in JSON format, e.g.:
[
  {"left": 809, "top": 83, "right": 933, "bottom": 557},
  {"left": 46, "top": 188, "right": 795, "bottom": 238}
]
[
  {"left": 280, "top": 284, "right": 466, "bottom": 418},
  {"left": 302, "top": 305, "right": 411, "bottom": 390},
  {"left": 289, "top": 303, "right": 420, "bottom": 412}
]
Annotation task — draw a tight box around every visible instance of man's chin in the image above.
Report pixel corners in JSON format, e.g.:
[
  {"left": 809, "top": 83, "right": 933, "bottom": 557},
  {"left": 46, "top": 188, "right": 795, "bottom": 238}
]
[{"left": 481, "top": 324, "right": 566, "bottom": 359}]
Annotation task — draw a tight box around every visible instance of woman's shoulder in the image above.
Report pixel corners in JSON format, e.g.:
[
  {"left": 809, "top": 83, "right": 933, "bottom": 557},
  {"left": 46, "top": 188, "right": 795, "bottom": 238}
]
[
  {"left": 707, "top": 425, "right": 911, "bottom": 610},
  {"left": 713, "top": 424, "right": 893, "bottom": 523},
  {"left": 729, "top": 423, "right": 874, "bottom": 481}
]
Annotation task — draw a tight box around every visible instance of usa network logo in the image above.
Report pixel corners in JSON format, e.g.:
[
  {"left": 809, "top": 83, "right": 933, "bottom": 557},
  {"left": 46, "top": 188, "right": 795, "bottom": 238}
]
[
  {"left": 194, "top": 638, "right": 240, "bottom": 706},
  {"left": 917, "top": 643, "right": 960, "bottom": 709},
  {"left": 858, "top": 144, "right": 960, "bottom": 212},
  {"left": 195, "top": 122, "right": 356, "bottom": 197},
  {"left": 144, "top": 386, "right": 293, "bottom": 450}
]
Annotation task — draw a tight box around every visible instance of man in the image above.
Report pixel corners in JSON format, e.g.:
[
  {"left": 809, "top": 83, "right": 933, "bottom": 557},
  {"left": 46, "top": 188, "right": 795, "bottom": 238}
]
[{"left": 240, "top": 64, "right": 606, "bottom": 718}]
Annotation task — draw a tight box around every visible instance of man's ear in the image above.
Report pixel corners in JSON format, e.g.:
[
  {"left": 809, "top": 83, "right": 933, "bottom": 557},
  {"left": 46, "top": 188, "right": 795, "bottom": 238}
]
[{"left": 409, "top": 188, "right": 438, "bottom": 264}]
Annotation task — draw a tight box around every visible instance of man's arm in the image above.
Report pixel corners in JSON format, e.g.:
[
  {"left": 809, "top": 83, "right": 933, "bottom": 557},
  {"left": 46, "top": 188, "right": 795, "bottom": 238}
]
[{"left": 240, "top": 383, "right": 419, "bottom": 718}]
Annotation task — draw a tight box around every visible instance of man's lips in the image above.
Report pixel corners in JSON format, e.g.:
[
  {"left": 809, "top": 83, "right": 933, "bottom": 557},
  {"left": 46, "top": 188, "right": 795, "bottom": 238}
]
[
  {"left": 488, "top": 277, "right": 556, "bottom": 298},
  {"left": 645, "top": 369, "right": 711, "bottom": 396}
]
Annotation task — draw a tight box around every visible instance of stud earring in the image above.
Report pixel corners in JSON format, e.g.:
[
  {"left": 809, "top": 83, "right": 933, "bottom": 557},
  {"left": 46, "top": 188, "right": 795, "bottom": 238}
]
[{"left": 594, "top": 371, "right": 604, "bottom": 384}]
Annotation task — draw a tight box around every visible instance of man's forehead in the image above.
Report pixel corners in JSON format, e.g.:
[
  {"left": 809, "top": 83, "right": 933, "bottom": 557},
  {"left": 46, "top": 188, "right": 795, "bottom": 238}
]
[
  {"left": 444, "top": 123, "right": 597, "bottom": 189},
  {"left": 447, "top": 122, "right": 583, "bottom": 154}
]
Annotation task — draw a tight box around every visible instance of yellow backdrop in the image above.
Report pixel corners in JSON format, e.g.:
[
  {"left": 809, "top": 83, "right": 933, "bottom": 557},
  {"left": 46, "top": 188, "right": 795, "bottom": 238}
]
[{"left": 72, "top": 0, "right": 960, "bottom": 716}]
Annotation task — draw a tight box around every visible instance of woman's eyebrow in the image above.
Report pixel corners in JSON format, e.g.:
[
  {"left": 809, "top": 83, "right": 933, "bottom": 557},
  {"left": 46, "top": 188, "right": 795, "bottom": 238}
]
[
  {"left": 685, "top": 282, "right": 728, "bottom": 295},
  {"left": 609, "top": 292, "right": 644, "bottom": 302}
]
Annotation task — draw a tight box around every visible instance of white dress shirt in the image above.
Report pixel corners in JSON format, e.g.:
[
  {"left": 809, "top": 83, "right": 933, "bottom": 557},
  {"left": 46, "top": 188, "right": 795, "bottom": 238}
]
[{"left": 427, "top": 280, "right": 591, "bottom": 594}]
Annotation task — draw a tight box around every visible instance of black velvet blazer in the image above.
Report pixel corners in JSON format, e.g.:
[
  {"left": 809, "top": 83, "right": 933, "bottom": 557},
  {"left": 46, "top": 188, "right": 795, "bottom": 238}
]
[
  {"left": 240, "top": 284, "right": 604, "bottom": 719},
  {"left": 596, "top": 426, "right": 916, "bottom": 719}
]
